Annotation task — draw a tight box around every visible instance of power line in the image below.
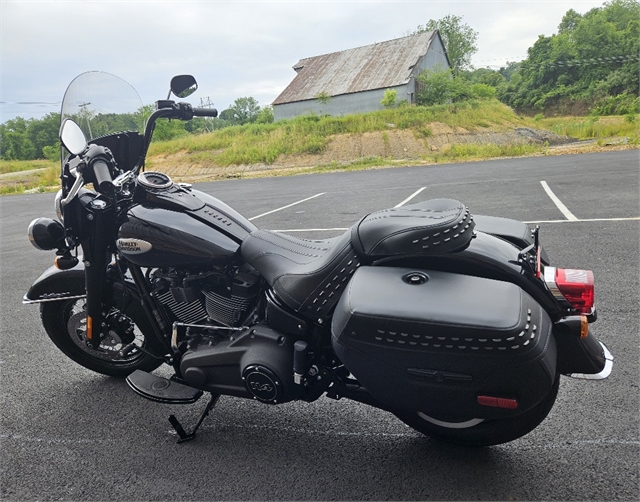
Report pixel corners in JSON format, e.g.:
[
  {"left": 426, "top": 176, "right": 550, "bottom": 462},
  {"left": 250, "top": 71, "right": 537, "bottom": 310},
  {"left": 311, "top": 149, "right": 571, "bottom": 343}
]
[
  {"left": 475, "top": 53, "right": 638, "bottom": 70},
  {"left": 527, "top": 53, "right": 639, "bottom": 69}
]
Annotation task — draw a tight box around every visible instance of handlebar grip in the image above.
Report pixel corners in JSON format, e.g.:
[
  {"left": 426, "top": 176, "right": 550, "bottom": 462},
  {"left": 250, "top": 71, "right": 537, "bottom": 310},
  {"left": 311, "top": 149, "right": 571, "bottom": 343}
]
[
  {"left": 93, "top": 160, "right": 114, "bottom": 193},
  {"left": 193, "top": 107, "right": 218, "bottom": 118}
]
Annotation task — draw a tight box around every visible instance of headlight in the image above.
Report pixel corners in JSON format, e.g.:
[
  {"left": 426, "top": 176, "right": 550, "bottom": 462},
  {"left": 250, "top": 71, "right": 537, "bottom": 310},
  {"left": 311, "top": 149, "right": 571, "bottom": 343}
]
[{"left": 27, "top": 218, "right": 66, "bottom": 251}]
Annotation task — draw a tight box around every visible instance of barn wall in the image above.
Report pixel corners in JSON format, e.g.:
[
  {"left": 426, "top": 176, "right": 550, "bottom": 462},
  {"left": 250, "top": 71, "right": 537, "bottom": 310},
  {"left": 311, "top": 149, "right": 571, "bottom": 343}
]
[
  {"left": 407, "top": 35, "right": 451, "bottom": 99},
  {"left": 273, "top": 34, "right": 450, "bottom": 120},
  {"left": 274, "top": 84, "right": 409, "bottom": 121}
]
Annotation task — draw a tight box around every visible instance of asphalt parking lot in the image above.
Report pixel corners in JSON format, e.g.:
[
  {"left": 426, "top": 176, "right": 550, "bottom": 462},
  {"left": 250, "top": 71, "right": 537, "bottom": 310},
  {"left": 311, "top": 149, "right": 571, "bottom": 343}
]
[{"left": 1, "top": 150, "right": 638, "bottom": 501}]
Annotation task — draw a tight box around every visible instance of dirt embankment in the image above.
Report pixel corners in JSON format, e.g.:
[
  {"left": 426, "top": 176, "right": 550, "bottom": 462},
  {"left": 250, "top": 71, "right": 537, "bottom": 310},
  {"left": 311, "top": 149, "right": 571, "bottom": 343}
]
[
  {"left": 149, "top": 124, "right": 587, "bottom": 182},
  {"left": 140, "top": 122, "right": 636, "bottom": 183}
]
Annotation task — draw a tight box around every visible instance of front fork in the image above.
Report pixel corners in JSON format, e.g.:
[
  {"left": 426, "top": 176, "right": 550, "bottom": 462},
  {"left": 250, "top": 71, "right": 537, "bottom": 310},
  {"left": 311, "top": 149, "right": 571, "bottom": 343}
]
[{"left": 80, "top": 202, "right": 113, "bottom": 348}]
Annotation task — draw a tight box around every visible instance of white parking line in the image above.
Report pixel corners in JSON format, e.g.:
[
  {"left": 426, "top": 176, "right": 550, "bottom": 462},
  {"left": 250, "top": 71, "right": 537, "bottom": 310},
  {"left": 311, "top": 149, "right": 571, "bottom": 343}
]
[
  {"left": 394, "top": 187, "right": 426, "bottom": 208},
  {"left": 540, "top": 180, "right": 578, "bottom": 221},
  {"left": 274, "top": 227, "right": 349, "bottom": 233},
  {"left": 248, "top": 192, "right": 325, "bottom": 221},
  {"left": 525, "top": 217, "right": 640, "bottom": 224}
]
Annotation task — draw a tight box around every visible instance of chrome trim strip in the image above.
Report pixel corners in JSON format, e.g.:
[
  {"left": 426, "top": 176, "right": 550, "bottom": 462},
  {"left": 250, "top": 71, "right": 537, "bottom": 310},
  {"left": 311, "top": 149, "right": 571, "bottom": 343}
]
[
  {"left": 543, "top": 266, "right": 574, "bottom": 308},
  {"left": 138, "top": 171, "right": 173, "bottom": 189},
  {"left": 568, "top": 342, "right": 614, "bottom": 380},
  {"left": 23, "top": 294, "right": 86, "bottom": 304},
  {"left": 544, "top": 266, "right": 563, "bottom": 301},
  {"left": 417, "top": 412, "right": 484, "bottom": 429}
]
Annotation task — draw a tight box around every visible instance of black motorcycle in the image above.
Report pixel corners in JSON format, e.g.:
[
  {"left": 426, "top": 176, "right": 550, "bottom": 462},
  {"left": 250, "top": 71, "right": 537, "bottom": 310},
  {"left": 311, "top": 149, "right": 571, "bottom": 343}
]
[{"left": 25, "top": 71, "right": 612, "bottom": 446}]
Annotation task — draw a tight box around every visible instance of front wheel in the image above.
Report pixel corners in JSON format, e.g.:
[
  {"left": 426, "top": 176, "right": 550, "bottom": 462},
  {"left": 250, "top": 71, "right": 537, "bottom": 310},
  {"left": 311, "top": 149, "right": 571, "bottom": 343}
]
[
  {"left": 394, "top": 376, "right": 560, "bottom": 446},
  {"left": 40, "top": 297, "right": 164, "bottom": 377}
]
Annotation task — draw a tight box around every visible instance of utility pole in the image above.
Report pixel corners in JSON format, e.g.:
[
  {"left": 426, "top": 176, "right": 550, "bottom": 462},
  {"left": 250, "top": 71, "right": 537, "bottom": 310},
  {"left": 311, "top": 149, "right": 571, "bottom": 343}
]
[
  {"left": 79, "top": 102, "right": 93, "bottom": 138},
  {"left": 199, "top": 97, "right": 215, "bottom": 131}
]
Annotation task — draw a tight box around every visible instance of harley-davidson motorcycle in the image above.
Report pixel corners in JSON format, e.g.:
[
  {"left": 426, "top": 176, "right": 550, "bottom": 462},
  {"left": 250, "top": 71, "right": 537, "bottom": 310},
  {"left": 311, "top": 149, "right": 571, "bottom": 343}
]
[{"left": 25, "top": 71, "right": 613, "bottom": 446}]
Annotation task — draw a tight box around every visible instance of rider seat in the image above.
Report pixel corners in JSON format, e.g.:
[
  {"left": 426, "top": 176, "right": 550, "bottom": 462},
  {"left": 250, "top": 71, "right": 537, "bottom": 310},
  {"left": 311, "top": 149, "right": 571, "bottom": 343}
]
[
  {"left": 240, "top": 199, "right": 475, "bottom": 318},
  {"left": 240, "top": 230, "right": 359, "bottom": 318}
]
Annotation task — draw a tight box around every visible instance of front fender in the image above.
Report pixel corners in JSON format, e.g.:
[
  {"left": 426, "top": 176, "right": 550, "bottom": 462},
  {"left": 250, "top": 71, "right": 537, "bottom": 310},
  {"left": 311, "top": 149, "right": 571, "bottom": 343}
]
[{"left": 23, "top": 262, "right": 86, "bottom": 304}]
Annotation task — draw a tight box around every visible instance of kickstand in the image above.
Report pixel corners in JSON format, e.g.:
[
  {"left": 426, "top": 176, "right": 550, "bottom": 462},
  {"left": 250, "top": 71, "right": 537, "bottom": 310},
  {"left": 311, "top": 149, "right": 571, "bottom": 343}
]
[{"left": 168, "top": 393, "right": 220, "bottom": 443}]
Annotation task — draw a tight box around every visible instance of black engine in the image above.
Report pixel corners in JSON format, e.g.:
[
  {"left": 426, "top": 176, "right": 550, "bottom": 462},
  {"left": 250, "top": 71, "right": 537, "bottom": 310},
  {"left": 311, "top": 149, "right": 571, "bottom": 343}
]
[
  {"left": 151, "top": 263, "right": 261, "bottom": 327},
  {"left": 179, "top": 323, "right": 300, "bottom": 404},
  {"left": 151, "top": 264, "right": 302, "bottom": 404}
]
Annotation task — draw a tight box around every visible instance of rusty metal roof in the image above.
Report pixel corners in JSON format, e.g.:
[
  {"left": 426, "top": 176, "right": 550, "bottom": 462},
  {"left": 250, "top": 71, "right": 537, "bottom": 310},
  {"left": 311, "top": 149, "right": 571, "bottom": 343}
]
[{"left": 273, "top": 31, "right": 437, "bottom": 105}]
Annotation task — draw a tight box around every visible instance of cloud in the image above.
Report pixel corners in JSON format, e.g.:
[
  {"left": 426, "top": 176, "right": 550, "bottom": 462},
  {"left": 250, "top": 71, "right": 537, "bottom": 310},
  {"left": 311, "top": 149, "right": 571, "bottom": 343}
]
[{"left": 1, "top": 0, "right": 606, "bottom": 120}]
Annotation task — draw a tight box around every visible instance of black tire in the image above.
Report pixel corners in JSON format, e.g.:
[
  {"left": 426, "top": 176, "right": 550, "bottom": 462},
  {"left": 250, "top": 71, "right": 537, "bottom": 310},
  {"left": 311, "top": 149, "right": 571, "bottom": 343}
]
[
  {"left": 40, "top": 297, "right": 164, "bottom": 378},
  {"left": 393, "top": 376, "right": 560, "bottom": 447}
]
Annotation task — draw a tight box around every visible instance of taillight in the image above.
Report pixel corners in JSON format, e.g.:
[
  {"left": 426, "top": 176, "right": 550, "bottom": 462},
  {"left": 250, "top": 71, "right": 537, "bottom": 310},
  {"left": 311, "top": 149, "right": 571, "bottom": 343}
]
[{"left": 545, "top": 267, "right": 595, "bottom": 314}]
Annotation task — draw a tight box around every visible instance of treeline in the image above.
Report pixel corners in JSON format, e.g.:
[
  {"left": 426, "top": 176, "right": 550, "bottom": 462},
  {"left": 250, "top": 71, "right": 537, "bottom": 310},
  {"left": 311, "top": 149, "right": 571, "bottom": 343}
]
[
  {"left": 0, "top": 97, "right": 275, "bottom": 161},
  {"left": 417, "top": 0, "right": 639, "bottom": 115},
  {"left": 0, "top": 113, "right": 61, "bottom": 161}
]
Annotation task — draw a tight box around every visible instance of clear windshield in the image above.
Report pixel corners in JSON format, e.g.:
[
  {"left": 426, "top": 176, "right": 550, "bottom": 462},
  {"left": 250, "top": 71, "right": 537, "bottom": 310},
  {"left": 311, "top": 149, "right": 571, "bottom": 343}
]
[{"left": 61, "top": 71, "right": 147, "bottom": 143}]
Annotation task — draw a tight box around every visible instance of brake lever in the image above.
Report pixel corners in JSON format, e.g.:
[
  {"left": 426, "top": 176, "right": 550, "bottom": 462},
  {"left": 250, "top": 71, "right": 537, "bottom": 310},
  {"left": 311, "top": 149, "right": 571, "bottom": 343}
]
[{"left": 60, "top": 166, "right": 84, "bottom": 206}]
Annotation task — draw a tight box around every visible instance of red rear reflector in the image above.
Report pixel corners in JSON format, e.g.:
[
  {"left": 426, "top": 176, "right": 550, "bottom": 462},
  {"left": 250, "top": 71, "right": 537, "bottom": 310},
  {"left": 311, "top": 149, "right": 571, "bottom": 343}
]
[
  {"left": 477, "top": 396, "right": 519, "bottom": 409},
  {"left": 555, "top": 268, "right": 595, "bottom": 314}
]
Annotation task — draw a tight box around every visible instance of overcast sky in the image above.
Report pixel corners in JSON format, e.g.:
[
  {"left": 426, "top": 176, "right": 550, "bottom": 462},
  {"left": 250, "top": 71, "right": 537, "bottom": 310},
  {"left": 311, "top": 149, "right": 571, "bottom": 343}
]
[{"left": 1, "top": 0, "right": 605, "bottom": 122}]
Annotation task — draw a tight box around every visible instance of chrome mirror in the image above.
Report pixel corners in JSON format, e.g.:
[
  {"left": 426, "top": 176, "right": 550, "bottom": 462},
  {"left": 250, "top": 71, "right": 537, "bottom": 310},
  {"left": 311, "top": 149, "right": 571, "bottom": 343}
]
[
  {"left": 170, "top": 75, "right": 198, "bottom": 99},
  {"left": 59, "top": 119, "right": 87, "bottom": 155}
]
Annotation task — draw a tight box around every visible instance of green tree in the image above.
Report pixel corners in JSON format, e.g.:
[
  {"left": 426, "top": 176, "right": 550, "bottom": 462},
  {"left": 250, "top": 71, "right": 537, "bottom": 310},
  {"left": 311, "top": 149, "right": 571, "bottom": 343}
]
[
  {"left": 228, "top": 97, "right": 261, "bottom": 124},
  {"left": 26, "top": 112, "right": 60, "bottom": 158},
  {"left": 0, "top": 117, "right": 36, "bottom": 160},
  {"left": 414, "top": 15, "right": 478, "bottom": 73},
  {"left": 558, "top": 8, "right": 582, "bottom": 34},
  {"left": 219, "top": 108, "right": 236, "bottom": 123},
  {"left": 416, "top": 67, "right": 475, "bottom": 105},
  {"left": 256, "top": 106, "right": 274, "bottom": 124},
  {"left": 501, "top": 0, "right": 640, "bottom": 113},
  {"left": 151, "top": 118, "right": 188, "bottom": 142},
  {"left": 498, "top": 61, "right": 521, "bottom": 81},
  {"left": 463, "top": 68, "right": 506, "bottom": 87}
]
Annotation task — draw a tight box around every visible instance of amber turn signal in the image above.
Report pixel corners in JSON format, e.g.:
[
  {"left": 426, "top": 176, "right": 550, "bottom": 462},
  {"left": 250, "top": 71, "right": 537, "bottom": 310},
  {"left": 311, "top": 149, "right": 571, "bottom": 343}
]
[
  {"left": 86, "top": 316, "right": 93, "bottom": 340},
  {"left": 580, "top": 315, "right": 589, "bottom": 339}
]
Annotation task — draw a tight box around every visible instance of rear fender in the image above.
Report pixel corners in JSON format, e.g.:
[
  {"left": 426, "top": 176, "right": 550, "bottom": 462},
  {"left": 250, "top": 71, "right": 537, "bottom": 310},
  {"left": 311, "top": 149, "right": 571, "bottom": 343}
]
[
  {"left": 554, "top": 317, "right": 613, "bottom": 379},
  {"left": 474, "top": 214, "right": 550, "bottom": 264},
  {"left": 23, "top": 263, "right": 86, "bottom": 304}
]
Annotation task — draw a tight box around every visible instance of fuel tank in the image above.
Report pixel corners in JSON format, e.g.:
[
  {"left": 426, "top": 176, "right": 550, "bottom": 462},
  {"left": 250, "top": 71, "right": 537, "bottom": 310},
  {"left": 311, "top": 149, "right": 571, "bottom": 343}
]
[{"left": 117, "top": 180, "right": 257, "bottom": 268}]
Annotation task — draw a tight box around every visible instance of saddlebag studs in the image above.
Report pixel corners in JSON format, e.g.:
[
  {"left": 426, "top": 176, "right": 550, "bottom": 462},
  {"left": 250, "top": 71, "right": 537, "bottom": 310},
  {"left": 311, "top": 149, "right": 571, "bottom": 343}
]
[{"left": 331, "top": 266, "right": 555, "bottom": 418}]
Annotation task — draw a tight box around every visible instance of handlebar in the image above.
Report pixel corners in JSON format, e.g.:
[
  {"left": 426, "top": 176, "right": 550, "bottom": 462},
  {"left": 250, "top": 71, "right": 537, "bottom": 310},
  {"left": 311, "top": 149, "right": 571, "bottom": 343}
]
[
  {"left": 93, "top": 160, "right": 114, "bottom": 193},
  {"left": 193, "top": 107, "right": 218, "bottom": 118}
]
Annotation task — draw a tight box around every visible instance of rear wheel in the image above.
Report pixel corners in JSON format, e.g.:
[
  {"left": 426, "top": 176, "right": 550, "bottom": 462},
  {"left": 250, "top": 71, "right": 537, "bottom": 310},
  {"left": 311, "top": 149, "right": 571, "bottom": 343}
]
[
  {"left": 394, "top": 376, "right": 560, "bottom": 446},
  {"left": 40, "top": 297, "right": 164, "bottom": 377}
]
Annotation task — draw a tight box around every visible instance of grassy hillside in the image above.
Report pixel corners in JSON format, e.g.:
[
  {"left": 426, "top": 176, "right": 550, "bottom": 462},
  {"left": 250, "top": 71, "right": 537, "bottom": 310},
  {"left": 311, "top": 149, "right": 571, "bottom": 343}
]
[
  {"left": 147, "top": 100, "right": 533, "bottom": 166},
  {"left": 1, "top": 100, "right": 637, "bottom": 194}
]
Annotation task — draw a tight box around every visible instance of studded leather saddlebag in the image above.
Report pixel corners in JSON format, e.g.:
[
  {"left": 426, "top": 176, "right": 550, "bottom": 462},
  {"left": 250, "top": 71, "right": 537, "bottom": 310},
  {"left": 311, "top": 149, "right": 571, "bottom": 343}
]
[{"left": 331, "top": 266, "right": 557, "bottom": 420}]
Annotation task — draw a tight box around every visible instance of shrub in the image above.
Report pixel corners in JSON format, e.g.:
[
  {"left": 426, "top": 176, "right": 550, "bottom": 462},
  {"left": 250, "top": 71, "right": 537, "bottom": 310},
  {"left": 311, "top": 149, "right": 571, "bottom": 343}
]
[
  {"left": 470, "top": 83, "right": 496, "bottom": 100},
  {"left": 381, "top": 89, "right": 398, "bottom": 107}
]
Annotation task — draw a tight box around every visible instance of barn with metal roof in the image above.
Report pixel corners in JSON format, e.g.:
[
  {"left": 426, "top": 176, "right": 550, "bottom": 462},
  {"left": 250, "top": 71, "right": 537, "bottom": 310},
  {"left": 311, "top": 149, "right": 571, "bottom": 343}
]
[{"left": 272, "top": 31, "right": 450, "bottom": 121}]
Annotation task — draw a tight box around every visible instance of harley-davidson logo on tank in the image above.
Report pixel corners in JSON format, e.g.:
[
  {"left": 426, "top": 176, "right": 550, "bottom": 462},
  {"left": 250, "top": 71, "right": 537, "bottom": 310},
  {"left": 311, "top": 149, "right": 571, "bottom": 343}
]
[{"left": 116, "top": 239, "right": 153, "bottom": 254}]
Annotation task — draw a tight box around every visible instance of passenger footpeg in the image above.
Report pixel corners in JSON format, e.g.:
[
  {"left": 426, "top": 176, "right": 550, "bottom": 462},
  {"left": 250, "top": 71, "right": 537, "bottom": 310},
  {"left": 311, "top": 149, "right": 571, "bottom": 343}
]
[{"left": 126, "top": 370, "right": 203, "bottom": 404}]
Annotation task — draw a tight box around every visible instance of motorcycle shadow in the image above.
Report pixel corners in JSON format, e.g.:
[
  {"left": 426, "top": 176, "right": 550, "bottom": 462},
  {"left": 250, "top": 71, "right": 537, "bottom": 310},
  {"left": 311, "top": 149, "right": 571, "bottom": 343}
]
[{"left": 14, "top": 375, "right": 562, "bottom": 501}]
